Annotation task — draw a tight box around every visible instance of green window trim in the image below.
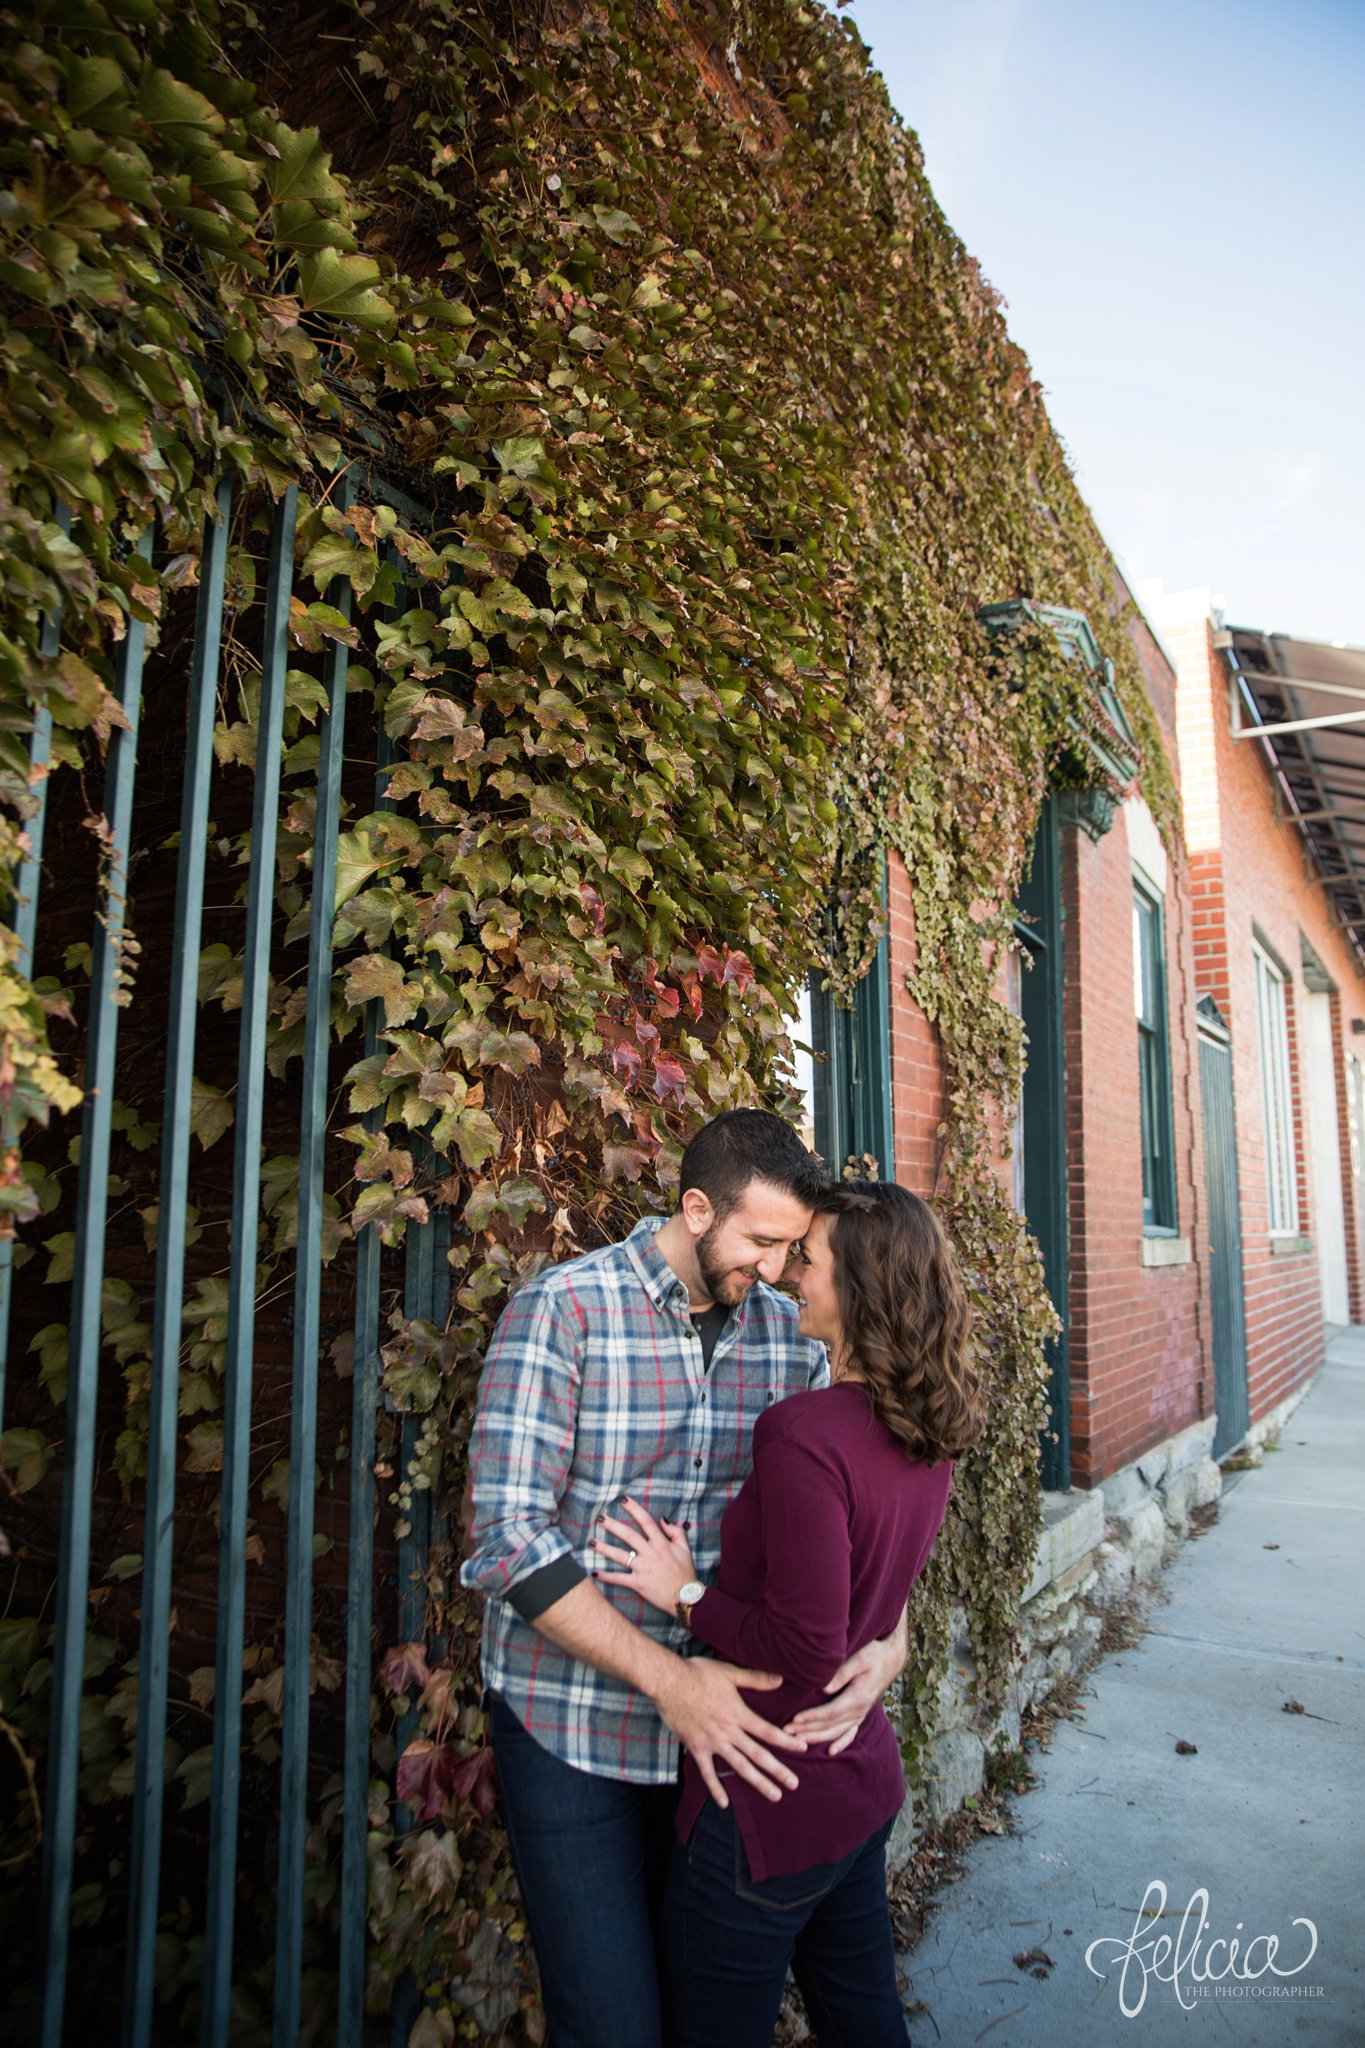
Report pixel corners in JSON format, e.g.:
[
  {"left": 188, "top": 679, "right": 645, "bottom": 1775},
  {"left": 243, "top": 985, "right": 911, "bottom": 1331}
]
[
  {"left": 797, "top": 855, "right": 895, "bottom": 1184},
  {"left": 809, "top": 922, "right": 895, "bottom": 1182},
  {"left": 1015, "top": 795, "right": 1070, "bottom": 1491},
  {"left": 1133, "top": 876, "right": 1177, "bottom": 1232}
]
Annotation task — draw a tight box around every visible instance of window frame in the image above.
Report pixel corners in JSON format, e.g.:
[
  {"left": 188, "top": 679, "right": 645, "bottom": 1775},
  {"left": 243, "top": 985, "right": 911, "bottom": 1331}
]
[
  {"left": 1133, "top": 875, "right": 1178, "bottom": 1233},
  {"left": 1253, "top": 938, "right": 1300, "bottom": 1236},
  {"left": 791, "top": 858, "right": 895, "bottom": 1184},
  {"left": 807, "top": 928, "right": 894, "bottom": 1182}
]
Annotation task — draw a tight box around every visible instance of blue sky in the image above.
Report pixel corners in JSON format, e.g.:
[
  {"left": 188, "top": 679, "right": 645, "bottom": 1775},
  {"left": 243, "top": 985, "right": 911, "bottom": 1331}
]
[{"left": 840, "top": 0, "right": 1365, "bottom": 646}]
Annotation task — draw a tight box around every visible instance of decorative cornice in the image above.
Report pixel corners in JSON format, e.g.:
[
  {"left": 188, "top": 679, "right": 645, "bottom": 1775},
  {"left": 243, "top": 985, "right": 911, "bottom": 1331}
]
[{"left": 978, "top": 601, "right": 1143, "bottom": 834}]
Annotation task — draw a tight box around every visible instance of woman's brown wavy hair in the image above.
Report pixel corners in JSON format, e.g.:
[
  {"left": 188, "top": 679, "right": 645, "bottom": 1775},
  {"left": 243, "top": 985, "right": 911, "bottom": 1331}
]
[{"left": 817, "top": 1181, "right": 983, "bottom": 1465}]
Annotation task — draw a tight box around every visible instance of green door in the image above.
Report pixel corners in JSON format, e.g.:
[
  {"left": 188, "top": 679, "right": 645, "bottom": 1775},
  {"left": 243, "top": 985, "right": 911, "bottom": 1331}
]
[{"left": 1016, "top": 797, "right": 1070, "bottom": 1489}]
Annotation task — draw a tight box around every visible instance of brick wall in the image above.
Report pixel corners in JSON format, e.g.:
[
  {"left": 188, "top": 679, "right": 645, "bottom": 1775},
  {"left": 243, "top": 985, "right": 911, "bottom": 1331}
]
[
  {"left": 886, "top": 849, "right": 947, "bottom": 1195},
  {"left": 1166, "top": 607, "right": 1365, "bottom": 1421},
  {"left": 1061, "top": 798, "right": 1208, "bottom": 1487},
  {"left": 873, "top": 593, "right": 1359, "bottom": 1480},
  {"left": 881, "top": 604, "right": 1215, "bottom": 1490}
]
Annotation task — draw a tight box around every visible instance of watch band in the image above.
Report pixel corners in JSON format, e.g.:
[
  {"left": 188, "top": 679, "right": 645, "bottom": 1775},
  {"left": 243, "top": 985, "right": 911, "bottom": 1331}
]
[{"left": 675, "top": 1579, "right": 705, "bottom": 1630}]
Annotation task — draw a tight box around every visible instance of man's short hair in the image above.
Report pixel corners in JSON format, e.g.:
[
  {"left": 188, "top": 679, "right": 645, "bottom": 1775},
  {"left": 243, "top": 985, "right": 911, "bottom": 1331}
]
[{"left": 678, "top": 1109, "right": 826, "bottom": 1221}]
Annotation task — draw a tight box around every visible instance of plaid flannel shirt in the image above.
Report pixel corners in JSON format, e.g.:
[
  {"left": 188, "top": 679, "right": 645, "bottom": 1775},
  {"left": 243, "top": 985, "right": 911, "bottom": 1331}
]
[{"left": 460, "top": 1216, "right": 828, "bottom": 1782}]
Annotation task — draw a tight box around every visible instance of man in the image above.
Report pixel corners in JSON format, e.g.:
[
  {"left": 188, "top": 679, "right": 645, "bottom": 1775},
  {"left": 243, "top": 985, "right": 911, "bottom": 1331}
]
[{"left": 461, "top": 1109, "right": 908, "bottom": 2048}]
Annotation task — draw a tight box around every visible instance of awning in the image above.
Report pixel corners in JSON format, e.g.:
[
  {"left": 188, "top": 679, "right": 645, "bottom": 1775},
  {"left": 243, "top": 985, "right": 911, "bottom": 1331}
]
[{"left": 1223, "top": 626, "right": 1365, "bottom": 952}]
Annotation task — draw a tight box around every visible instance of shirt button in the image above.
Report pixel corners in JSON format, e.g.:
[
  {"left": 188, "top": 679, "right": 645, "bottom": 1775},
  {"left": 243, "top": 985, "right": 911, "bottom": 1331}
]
[
  {"left": 693, "top": 1456, "right": 703, "bottom": 1469},
  {"left": 682, "top": 1521, "right": 691, "bottom": 1532}
]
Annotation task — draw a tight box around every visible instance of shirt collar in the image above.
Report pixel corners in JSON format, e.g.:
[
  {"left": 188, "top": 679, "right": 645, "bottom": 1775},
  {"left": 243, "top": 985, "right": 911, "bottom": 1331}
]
[
  {"left": 623, "top": 1216, "right": 689, "bottom": 1314},
  {"left": 622, "top": 1214, "right": 756, "bottom": 1327}
]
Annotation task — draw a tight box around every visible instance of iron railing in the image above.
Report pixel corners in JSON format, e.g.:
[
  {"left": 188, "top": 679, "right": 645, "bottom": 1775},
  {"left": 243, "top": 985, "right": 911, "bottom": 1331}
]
[{"left": 2, "top": 467, "right": 443, "bottom": 2047}]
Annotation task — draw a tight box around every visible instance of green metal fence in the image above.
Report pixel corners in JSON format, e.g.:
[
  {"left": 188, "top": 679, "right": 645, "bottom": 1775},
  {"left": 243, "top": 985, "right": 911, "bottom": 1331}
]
[{"left": 1, "top": 469, "right": 440, "bottom": 2047}]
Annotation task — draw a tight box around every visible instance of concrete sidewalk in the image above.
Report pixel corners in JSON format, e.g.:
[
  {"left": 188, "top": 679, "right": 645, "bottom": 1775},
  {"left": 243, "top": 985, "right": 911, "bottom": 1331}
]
[{"left": 900, "top": 1329, "right": 1365, "bottom": 2045}]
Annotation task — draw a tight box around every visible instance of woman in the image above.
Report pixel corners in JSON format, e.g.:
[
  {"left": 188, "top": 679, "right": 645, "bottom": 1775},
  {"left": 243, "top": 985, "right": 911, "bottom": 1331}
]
[{"left": 596, "top": 1181, "right": 983, "bottom": 2048}]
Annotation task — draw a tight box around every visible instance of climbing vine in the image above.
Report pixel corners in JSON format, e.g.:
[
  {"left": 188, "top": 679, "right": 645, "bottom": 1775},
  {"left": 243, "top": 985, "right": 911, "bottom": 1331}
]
[{"left": 0, "top": 0, "right": 1181, "bottom": 2038}]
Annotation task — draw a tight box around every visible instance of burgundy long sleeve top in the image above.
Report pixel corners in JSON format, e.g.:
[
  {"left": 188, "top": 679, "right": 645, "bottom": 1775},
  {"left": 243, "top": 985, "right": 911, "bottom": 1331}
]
[{"left": 676, "top": 1381, "right": 953, "bottom": 1879}]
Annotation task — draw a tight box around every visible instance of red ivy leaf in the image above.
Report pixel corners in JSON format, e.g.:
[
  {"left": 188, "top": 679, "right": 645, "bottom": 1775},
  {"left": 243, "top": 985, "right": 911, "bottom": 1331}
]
[
  {"left": 579, "top": 883, "right": 606, "bottom": 934},
  {"left": 720, "top": 948, "right": 756, "bottom": 994},
  {"left": 679, "top": 973, "right": 703, "bottom": 1019},
  {"left": 448, "top": 1746, "right": 498, "bottom": 1816},
  {"left": 380, "top": 1642, "right": 432, "bottom": 1696},
  {"left": 695, "top": 944, "right": 724, "bottom": 984},
  {"left": 396, "top": 1737, "right": 458, "bottom": 1822},
  {"left": 631, "top": 1107, "right": 664, "bottom": 1155},
  {"left": 611, "top": 1041, "right": 642, "bottom": 1083},
  {"left": 653, "top": 985, "right": 680, "bottom": 1020},
  {"left": 633, "top": 1012, "right": 660, "bottom": 1051},
  {"left": 602, "top": 1140, "right": 651, "bottom": 1182},
  {"left": 652, "top": 1056, "right": 686, "bottom": 1106}
]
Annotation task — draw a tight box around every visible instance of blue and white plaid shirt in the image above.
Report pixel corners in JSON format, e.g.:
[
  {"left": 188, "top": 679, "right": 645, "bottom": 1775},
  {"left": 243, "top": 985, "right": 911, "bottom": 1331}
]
[{"left": 460, "top": 1216, "right": 828, "bottom": 1782}]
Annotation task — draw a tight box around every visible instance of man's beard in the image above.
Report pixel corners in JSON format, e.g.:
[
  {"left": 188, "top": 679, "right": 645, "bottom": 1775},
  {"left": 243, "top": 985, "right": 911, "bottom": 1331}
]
[{"left": 695, "top": 1220, "right": 756, "bottom": 1309}]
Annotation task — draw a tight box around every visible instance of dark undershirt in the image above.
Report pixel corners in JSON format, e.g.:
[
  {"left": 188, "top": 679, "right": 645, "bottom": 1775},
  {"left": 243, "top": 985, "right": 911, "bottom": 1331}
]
[
  {"left": 506, "top": 1301, "right": 733, "bottom": 1623},
  {"left": 690, "top": 1301, "right": 730, "bottom": 1372}
]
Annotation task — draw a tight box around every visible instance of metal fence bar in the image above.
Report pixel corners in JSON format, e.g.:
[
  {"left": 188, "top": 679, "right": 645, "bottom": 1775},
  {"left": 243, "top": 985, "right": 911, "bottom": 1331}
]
[
  {"left": 0, "top": 505, "right": 69, "bottom": 1433},
  {"left": 201, "top": 485, "right": 299, "bottom": 2048},
  {"left": 397, "top": 1199, "right": 435, "bottom": 1655},
  {"left": 273, "top": 475, "right": 355, "bottom": 2048},
  {"left": 122, "top": 477, "right": 233, "bottom": 2048},
  {"left": 33, "top": 528, "right": 153, "bottom": 2048},
  {"left": 337, "top": 995, "right": 384, "bottom": 2048},
  {"left": 394, "top": 1153, "right": 448, "bottom": 1780},
  {"left": 338, "top": 637, "right": 399, "bottom": 2048}
]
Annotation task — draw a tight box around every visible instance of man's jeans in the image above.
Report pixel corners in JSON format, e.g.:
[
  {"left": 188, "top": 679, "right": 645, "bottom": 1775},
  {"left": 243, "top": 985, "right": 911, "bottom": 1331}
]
[
  {"left": 661, "top": 1800, "right": 909, "bottom": 2048},
  {"left": 488, "top": 1692, "right": 681, "bottom": 2048}
]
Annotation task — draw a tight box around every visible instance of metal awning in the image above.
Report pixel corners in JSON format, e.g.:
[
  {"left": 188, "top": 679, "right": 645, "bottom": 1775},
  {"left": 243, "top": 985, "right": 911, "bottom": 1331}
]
[{"left": 1224, "top": 625, "right": 1365, "bottom": 950}]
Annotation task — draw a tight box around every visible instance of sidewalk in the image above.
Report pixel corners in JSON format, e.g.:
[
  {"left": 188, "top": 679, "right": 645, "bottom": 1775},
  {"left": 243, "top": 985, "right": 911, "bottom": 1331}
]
[{"left": 900, "top": 1329, "right": 1365, "bottom": 2045}]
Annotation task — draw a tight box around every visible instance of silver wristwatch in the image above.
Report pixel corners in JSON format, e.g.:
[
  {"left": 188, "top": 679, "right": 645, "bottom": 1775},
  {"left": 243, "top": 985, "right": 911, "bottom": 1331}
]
[{"left": 674, "top": 1579, "right": 706, "bottom": 1630}]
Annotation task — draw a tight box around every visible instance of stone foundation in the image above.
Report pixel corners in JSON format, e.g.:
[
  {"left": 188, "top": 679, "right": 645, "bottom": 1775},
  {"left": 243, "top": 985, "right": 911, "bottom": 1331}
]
[{"left": 890, "top": 1412, "right": 1231, "bottom": 1872}]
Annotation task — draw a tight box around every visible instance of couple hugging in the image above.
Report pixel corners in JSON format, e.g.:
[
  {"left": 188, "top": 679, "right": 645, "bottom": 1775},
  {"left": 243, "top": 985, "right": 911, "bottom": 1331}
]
[{"left": 461, "top": 1110, "right": 983, "bottom": 2048}]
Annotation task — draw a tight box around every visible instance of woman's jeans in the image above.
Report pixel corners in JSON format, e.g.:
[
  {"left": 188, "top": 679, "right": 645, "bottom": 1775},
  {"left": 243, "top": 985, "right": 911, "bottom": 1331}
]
[
  {"left": 662, "top": 1800, "right": 910, "bottom": 2048},
  {"left": 488, "top": 1691, "right": 680, "bottom": 2048}
]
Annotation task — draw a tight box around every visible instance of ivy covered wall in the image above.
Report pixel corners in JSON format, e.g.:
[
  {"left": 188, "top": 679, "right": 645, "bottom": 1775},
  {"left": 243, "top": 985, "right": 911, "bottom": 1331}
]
[{"left": 0, "top": 0, "right": 1180, "bottom": 2037}]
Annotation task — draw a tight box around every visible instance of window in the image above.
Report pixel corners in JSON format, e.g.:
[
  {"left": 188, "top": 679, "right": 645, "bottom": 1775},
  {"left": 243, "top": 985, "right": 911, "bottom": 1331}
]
[
  {"left": 1133, "top": 881, "right": 1176, "bottom": 1230},
  {"left": 1253, "top": 941, "right": 1299, "bottom": 1234},
  {"left": 809, "top": 934, "right": 894, "bottom": 1180},
  {"left": 791, "top": 979, "right": 818, "bottom": 1157},
  {"left": 788, "top": 917, "right": 894, "bottom": 1182}
]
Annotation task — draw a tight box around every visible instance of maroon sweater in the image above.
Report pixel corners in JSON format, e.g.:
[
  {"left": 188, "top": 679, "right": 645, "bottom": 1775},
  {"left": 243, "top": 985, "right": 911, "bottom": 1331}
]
[{"left": 676, "top": 1382, "right": 953, "bottom": 1879}]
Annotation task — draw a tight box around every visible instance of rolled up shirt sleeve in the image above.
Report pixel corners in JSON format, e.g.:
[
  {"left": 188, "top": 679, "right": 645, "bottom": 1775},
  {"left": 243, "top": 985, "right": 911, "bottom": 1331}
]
[{"left": 460, "top": 1274, "right": 587, "bottom": 1604}]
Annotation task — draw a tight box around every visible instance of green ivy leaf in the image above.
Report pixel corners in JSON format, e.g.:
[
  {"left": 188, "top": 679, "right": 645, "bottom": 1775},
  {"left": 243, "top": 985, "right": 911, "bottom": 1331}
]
[
  {"left": 0, "top": 1428, "right": 52, "bottom": 1494},
  {"left": 296, "top": 249, "right": 396, "bottom": 331},
  {"left": 491, "top": 436, "right": 546, "bottom": 478},
  {"left": 189, "top": 1076, "right": 234, "bottom": 1151},
  {"left": 137, "top": 65, "right": 226, "bottom": 156},
  {"left": 183, "top": 1421, "right": 224, "bottom": 1474},
  {"left": 592, "top": 204, "right": 641, "bottom": 241},
  {"left": 343, "top": 953, "right": 420, "bottom": 1024}
]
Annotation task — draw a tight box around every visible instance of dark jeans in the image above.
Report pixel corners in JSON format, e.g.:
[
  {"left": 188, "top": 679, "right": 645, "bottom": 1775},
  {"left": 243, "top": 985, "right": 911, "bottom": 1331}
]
[
  {"left": 661, "top": 1800, "right": 909, "bottom": 2048},
  {"left": 487, "top": 1691, "right": 681, "bottom": 2048}
]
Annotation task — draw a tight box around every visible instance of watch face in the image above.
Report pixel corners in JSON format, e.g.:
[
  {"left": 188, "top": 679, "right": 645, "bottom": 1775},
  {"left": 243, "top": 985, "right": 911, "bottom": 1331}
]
[{"left": 678, "top": 1580, "right": 705, "bottom": 1606}]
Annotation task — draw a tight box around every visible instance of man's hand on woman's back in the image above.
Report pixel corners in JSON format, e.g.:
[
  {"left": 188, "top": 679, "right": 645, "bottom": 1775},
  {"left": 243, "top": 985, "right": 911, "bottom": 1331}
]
[
  {"left": 783, "top": 1609, "right": 909, "bottom": 1756},
  {"left": 651, "top": 1657, "right": 808, "bottom": 1809}
]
